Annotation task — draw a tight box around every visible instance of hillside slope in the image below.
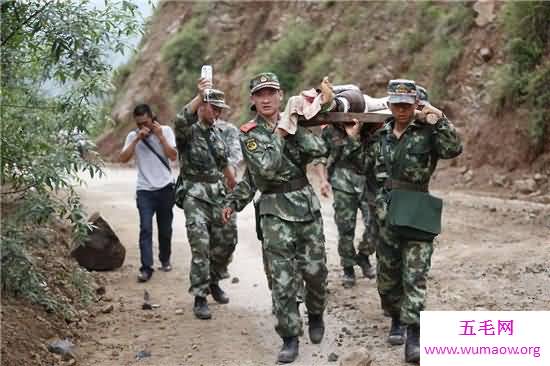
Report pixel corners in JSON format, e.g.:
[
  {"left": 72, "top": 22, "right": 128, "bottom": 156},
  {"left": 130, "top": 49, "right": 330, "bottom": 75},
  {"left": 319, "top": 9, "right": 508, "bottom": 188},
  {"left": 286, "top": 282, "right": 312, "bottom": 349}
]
[{"left": 99, "top": 0, "right": 549, "bottom": 195}]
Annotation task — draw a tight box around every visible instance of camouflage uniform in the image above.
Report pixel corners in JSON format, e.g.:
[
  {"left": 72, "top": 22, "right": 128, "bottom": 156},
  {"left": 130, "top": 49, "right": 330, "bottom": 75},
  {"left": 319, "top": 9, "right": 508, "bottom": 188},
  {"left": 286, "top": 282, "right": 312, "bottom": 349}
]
[
  {"left": 343, "top": 99, "right": 462, "bottom": 326},
  {"left": 174, "top": 103, "right": 232, "bottom": 298},
  {"left": 226, "top": 115, "right": 329, "bottom": 338},
  {"left": 215, "top": 120, "right": 243, "bottom": 278},
  {"left": 317, "top": 125, "right": 374, "bottom": 269}
]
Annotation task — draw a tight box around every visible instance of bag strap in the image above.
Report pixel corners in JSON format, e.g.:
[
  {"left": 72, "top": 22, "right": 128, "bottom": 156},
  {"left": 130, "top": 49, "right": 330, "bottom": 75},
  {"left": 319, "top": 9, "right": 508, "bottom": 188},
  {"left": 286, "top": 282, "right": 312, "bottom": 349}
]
[
  {"left": 140, "top": 133, "right": 171, "bottom": 172},
  {"left": 202, "top": 128, "right": 220, "bottom": 165},
  {"left": 381, "top": 126, "right": 437, "bottom": 191},
  {"left": 381, "top": 134, "right": 393, "bottom": 180}
]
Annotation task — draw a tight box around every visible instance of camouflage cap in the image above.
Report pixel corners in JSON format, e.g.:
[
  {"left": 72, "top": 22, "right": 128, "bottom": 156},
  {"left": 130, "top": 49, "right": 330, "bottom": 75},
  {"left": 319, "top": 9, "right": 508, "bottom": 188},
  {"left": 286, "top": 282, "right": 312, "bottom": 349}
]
[
  {"left": 387, "top": 79, "right": 417, "bottom": 104},
  {"left": 249, "top": 72, "right": 281, "bottom": 94},
  {"left": 416, "top": 85, "right": 430, "bottom": 106},
  {"left": 203, "top": 88, "right": 230, "bottom": 109}
]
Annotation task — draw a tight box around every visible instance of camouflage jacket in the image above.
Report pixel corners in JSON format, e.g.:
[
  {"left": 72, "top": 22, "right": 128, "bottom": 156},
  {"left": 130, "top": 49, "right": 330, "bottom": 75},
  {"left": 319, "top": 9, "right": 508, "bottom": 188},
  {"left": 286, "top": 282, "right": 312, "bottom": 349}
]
[
  {"left": 215, "top": 120, "right": 243, "bottom": 169},
  {"left": 343, "top": 116, "right": 462, "bottom": 221},
  {"left": 174, "top": 104, "right": 229, "bottom": 205},
  {"left": 226, "top": 115, "right": 328, "bottom": 222},
  {"left": 317, "top": 124, "right": 366, "bottom": 195}
]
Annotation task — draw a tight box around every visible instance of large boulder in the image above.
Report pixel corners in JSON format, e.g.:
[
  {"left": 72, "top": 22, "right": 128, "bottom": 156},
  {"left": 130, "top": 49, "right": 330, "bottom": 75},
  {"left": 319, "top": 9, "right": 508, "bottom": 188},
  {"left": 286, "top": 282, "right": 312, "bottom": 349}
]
[{"left": 71, "top": 212, "right": 125, "bottom": 270}]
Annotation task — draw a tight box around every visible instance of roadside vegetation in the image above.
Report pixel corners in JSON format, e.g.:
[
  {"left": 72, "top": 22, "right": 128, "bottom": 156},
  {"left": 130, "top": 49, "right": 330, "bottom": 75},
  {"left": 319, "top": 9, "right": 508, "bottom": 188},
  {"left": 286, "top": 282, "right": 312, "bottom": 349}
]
[
  {"left": 1, "top": 0, "right": 142, "bottom": 317},
  {"left": 492, "top": 2, "right": 550, "bottom": 155}
]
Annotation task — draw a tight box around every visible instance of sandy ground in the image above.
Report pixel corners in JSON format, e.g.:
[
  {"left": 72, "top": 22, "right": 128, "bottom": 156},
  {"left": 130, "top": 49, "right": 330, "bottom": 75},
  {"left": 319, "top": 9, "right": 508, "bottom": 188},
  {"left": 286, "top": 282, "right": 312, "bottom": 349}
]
[{"left": 77, "top": 166, "right": 550, "bottom": 366}]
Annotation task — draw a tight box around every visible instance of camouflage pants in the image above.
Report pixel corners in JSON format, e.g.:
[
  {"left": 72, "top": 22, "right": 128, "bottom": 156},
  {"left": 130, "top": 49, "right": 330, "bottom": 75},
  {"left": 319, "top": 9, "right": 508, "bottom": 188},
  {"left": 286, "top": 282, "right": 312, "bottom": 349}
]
[
  {"left": 182, "top": 196, "right": 234, "bottom": 297},
  {"left": 376, "top": 224, "right": 434, "bottom": 325},
  {"left": 261, "top": 214, "right": 328, "bottom": 338},
  {"left": 361, "top": 201, "right": 379, "bottom": 255},
  {"left": 262, "top": 245, "right": 305, "bottom": 304},
  {"left": 333, "top": 189, "right": 376, "bottom": 268},
  {"left": 220, "top": 213, "right": 238, "bottom": 277}
]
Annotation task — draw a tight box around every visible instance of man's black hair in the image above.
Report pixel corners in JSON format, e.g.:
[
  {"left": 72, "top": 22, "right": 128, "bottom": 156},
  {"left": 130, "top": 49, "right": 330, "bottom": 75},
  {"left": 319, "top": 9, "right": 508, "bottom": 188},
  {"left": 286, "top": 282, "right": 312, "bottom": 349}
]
[{"left": 133, "top": 103, "right": 153, "bottom": 118}]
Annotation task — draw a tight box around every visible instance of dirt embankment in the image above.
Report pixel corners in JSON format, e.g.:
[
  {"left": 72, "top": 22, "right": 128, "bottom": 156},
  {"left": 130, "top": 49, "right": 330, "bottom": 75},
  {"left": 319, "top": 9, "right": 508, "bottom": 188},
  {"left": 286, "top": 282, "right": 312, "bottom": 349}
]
[{"left": 98, "top": 1, "right": 549, "bottom": 199}]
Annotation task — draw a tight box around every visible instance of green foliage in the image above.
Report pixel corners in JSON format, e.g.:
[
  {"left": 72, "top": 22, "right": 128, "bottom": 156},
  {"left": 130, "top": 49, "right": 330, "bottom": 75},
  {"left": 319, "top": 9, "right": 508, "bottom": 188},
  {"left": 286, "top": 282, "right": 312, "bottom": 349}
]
[
  {"left": 1, "top": 223, "right": 65, "bottom": 315},
  {"left": 431, "top": 39, "right": 463, "bottom": 102},
  {"left": 492, "top": 2, "right": 550, "bottom": 151},
  {"left": 302, "top": 52, "right": 333, "bottom": 87},
  {"left": 502, "top": 2, "right": 549, "bottom": 70},
  {"left": 248, "top": 22, "right": 317, "bottom": 95},
  {"left": 236, "top": 21, "right": 319, "bottom": 121},
  {"left": 112, "top": 55, "right": 138, "bottom": 90},
  {"left": 400, "top": 2, "right": 474, "bottom": 103},
  {"left": 526, "top": 63, "right": 550, "bottom": 154},
  {"left": 70, "top": 267, "right": 95, "bottom": 306},
  {"left": 1, "top": 0, "right": 141, "bottom": 313},
  {"left": 161, "top": 6, "right": 211, "bottom": 107}
]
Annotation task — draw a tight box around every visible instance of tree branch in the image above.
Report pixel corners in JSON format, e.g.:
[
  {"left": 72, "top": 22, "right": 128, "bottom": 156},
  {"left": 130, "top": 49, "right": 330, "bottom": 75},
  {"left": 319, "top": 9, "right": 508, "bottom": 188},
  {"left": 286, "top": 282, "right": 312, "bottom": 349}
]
[{"left": 1, "top": 1, "right": 52, "bottom": 47}]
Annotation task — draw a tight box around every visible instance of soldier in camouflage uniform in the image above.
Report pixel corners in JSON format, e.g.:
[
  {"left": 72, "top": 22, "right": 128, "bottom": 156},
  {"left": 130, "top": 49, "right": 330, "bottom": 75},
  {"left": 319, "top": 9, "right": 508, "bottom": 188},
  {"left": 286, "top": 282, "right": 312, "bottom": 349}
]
[
  {"left": 354, "top": 84, "right": 432, "bottom": 291},
  {"left": 343, "top": 80, "right": 462, "bottom": 364},
  {"left": 315, "top": 123, "right": 376, "bottom": 288},
  {"left": 214, "top": 119, "right": 244, "bottom": 279},
  {"left": 174, "top": 78, "right": 237, "bottom": 320},
  {"left": 222, "top": 72, "right": 328, "bottom": 364}
]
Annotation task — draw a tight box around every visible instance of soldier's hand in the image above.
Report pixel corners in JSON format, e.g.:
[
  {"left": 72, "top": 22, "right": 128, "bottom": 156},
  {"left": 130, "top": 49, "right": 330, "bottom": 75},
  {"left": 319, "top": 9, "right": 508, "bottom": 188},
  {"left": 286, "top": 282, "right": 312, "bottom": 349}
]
[
  {"left": 320, "top": 180, "right": 331, "bottom": 198},
  {"left": 423, "top": 104, "right": 443, "bottom": 118},
  {"left": 225, "top": 175, "right": 237, "bottom": 191},
  {"left": 221, "top": 207, "right": 233, "bottom": 224},
  {"left": 197, "top": 77, "right": 212, "bottom": 98},
  {"left": 415, "top": 109, "right": 440, "bottom": 125},
  {"left": 421, "top": 105, "right": 443, "bottom": 125},
  {"left": 343, "top": 118, "right": 361, "bottom": 139},
  {"left": 275, "top": 127, "right": 289, "bottom": 138}
]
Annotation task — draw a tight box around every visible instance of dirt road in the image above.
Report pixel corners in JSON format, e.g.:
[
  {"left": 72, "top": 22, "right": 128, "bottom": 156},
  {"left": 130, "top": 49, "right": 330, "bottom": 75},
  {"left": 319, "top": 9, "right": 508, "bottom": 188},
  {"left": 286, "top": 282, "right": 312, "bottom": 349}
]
[{"left": 78, "top": 167, "right": 549, "bottom": 366}]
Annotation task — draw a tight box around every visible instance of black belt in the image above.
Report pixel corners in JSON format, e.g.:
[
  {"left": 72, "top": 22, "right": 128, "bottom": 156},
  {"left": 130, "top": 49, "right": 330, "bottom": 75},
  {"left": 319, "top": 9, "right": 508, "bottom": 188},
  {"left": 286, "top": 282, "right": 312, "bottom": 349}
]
[
  {"left": 262, "top": 176, "right": 310, "bottom": 194},
  {"left": 384, "top": 179, "right": 428, "bottom": 192},
  {"left": 334, "top": 160, "right": 361, "bottom": 174},
  {"left": 183, "top": 173, "right": 220, "bottom": 184}
]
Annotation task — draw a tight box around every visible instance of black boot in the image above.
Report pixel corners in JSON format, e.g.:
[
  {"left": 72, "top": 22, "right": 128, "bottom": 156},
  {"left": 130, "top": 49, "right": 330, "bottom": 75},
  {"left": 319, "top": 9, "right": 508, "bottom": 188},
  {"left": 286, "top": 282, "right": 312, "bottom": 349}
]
[
  {"left": 308, "top": 313, "right": 325, "bottom": 344},
  {"left": 277, "top": 336, "right": 299, "bottom": 364},
  {"left": 342, "top": 266, "right": 356, "bottom": 288},
  {"left": 193, "top": 296, "right": 211, "bottom": 319},
  {"left": 357, "top": 253, "right": 376, "bottom": 279},
  {"left": 405, "top": 324, "right": 420, "bottom": 364},
  {"left": 209, "top": 283, "right": 229, "bottom": 304},
  {"left": 388, "top": 316, "right": 405, "bottom": 345}
]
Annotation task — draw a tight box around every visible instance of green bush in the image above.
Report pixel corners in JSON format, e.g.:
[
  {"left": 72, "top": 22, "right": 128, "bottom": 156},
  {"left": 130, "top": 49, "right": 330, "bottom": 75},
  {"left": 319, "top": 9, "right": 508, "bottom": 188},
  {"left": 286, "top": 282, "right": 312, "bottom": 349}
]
[
  {"left": 249, "top": 22, "right": 317, "bottom": 95},
  {"left": 1, "top": 0, "right": 139, "bottom": 315},
  {"left": 526, "top": 63, "right": 550, "bottom": 154},
  {"left": 492, "top": 2, "right": 550, "bottom": 150},
  {"left": 161, "top": 17, "right": 208, "bottom": 107},
  {"left": 302, "top": 52, "right": 333, "bottom": 87},
  {"left": 398, "top": 2, "right": 474, "bottom": 102},
  {"left": 238, "top": 21, "right": 319, "bottom": 121},
  {"left": 431, "top": 39, "right": 463, "bottom": 102},
  {"left": 1, "top": 225, "right": 64, "bottom": 314}
]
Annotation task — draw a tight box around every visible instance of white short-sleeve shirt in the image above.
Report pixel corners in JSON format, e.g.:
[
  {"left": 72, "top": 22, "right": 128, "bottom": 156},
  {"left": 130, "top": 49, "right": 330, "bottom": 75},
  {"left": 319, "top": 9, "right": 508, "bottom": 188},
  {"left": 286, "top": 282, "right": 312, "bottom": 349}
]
[{"left": 123, "top": 126, "right": 176, "bottom": 191}]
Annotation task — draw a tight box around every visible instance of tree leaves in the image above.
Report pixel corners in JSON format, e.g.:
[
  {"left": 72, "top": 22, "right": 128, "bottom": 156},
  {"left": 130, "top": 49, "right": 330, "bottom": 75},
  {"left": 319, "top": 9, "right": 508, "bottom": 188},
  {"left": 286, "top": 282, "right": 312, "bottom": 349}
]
[{"left": 1, "top": 0, "right": 142, "bottom": 248}]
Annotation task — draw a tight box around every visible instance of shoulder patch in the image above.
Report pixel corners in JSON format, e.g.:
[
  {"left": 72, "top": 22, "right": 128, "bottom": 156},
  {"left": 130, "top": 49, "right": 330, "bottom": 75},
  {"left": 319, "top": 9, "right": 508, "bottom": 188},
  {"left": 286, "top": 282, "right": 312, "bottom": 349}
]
[
  {"left": 245, "top": 138, "right": 258, "bottom": 152},
  {"left": 240, "top": 120, "right": 257, "bottom": 133}
]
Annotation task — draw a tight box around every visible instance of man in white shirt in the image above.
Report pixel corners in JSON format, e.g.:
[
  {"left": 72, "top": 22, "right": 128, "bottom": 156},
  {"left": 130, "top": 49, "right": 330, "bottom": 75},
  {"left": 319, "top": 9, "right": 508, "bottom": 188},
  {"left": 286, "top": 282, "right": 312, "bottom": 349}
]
[{"left": 120, "top": 104, "right": 178, "bottom": 282}]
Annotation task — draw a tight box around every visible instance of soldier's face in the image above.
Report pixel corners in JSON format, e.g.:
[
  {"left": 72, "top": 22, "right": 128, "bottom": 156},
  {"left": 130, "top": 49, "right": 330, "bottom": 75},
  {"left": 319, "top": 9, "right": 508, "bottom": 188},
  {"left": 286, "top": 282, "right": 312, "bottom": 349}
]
[
  {"left": 198, "top": 103, "right": 222, "bottom": 124},
  {"left": 251, "top": 88, "right": 281, "bottom": 118},
  {"left": 389, "top": 102, "right": 417, "bottom": 125}
]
